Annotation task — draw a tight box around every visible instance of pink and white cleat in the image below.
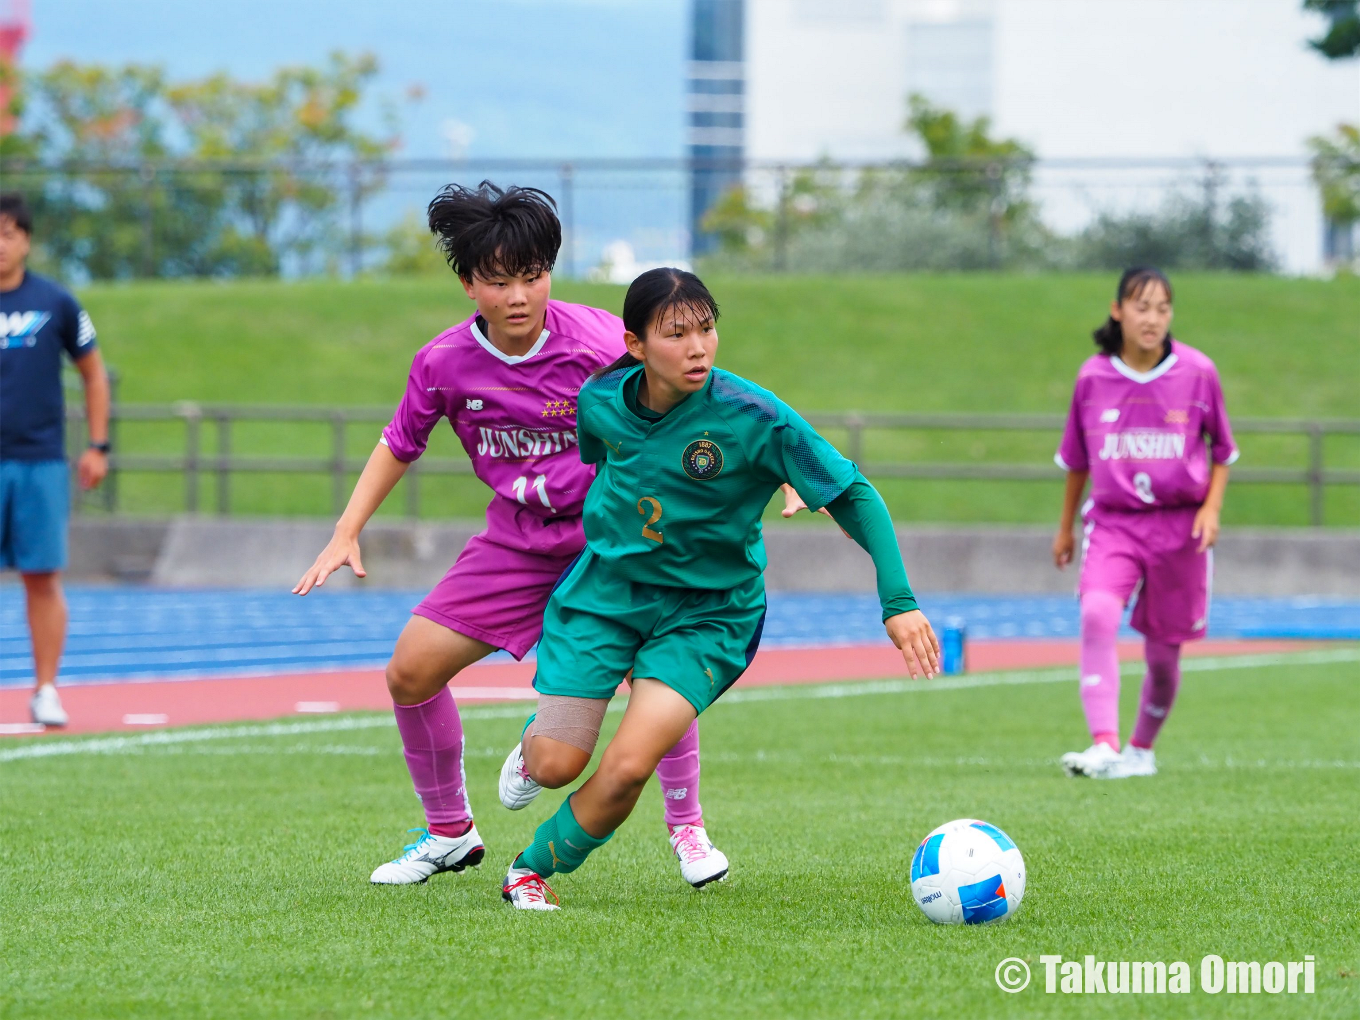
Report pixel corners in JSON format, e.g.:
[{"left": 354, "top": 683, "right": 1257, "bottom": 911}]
[{"left": 669, "top": 824, "right": 729, "bottom": 888}]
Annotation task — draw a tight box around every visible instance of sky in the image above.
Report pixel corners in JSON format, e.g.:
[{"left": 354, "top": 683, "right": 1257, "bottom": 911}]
[{"left": 21, "top": 0, "right": 687, "bottom": 159}]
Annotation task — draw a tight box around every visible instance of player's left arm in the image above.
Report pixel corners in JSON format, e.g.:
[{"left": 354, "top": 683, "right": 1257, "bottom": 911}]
[
  {"left": 755, "top": 393, "right": 939, "bottom": 678},
  {"left": 67, "top": 301, "right": 109, "bottom": 491},
  {"left": 1193, "top": 462, "right": 1229, "bottom": 553},
  {"left": 1194, "top": 366, "right": 1237, "bottom": 553},
  {"left": 825, "top": 476, "right": 940, "bottom": 679}
]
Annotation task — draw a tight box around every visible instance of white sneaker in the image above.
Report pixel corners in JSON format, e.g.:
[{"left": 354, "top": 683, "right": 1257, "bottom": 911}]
[
  {"left": 670, "top": 824, "right": 730, "bottom": 888},
  {"left": 29, "top": 684, "right": 68, "bottom": 727},
  {"left": 502, "top": 864, "right": 559, "bottom": 910},
  {"left": 369, "top": 826, "right": 485, "bottom": 885},
  {"left": 499, "top": 742, "right": 542, "bottom": 810},
  {"left": 1100, "top": 744, "right": 1158, "bottom": 780},
  {"left": 1061, "top": 742, "right": 1122, "bottom": 778}
]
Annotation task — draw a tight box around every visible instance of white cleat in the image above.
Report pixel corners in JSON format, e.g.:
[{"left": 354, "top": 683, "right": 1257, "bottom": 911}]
[
  {"left": 502, "top": 865, "right": 559, "bottom": 910},
  {"left": 1099, "top": 744, "right": 1158, "bottom": 780},
  {"left": 1061, "top": 742, "right": 1122, "bottom": 778},
  {"left": 499, "top": 742, "right": 542, "bottom": 810},
  {"left": 29, "top": 684, "right": 68, "bottom": 727},
  {"left": 369, "top": 826, "right": 485, "bottom": 885},
  {"left": 670, "top": 824, "right": 730, "bottom": 888}
]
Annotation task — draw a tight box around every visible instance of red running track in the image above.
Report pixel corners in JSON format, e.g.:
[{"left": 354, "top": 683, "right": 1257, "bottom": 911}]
[{"left": 0, "top": 638, "right": 1316, "bottom": 736}]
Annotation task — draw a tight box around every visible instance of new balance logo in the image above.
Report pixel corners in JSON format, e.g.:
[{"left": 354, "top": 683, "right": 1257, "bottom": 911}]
[
  {"left": 664, "top": 788, "right": 689, "bottom": 800},
  {"left": 1098, "top": 431, "right": 1186, "bottom": 461},
  {"left": 466, "top": 398, "right": 484, "bottom": 410}
]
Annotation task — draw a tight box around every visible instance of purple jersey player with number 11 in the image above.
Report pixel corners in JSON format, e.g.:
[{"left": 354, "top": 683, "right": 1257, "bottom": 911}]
[
  {"left": 295, "top": 183, "right": 791, "bottom": 886},
  {"left": 1052, "top": 267, "right": 1237, "bottom": 780}
]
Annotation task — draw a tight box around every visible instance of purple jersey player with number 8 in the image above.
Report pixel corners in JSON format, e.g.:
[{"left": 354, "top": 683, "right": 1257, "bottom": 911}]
[
  {"left": 1052, "top": 268, "right": 1237, "bottom": 781},
  {"left": 294, "top": 182, "right": 747, "bottom": 887}
]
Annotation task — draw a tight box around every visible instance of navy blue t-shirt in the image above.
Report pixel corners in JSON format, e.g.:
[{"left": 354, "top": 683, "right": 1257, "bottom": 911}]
[{"left": 0, "top": 271, "right": 98, "bottom": 461}]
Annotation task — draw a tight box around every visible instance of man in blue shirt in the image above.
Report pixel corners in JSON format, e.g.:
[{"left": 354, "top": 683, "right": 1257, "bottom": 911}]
[{"left": 0, "top": 192, "right": 110, "bottom": 728}]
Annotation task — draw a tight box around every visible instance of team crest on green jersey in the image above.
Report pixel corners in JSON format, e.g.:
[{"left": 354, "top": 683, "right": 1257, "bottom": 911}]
[{"left": 682, "top": 439, "right": 724, "bottom": 480}]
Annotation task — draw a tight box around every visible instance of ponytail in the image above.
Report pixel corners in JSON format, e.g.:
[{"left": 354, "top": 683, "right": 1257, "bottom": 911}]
[
  {"left": 590, "top": 268, "right": 720, "bottom": 380},
  {"left": 592, "top": 351, "right": 642, "bottom": 378},
  {"left": 1093, "top": 266, "right": 1174, "bottom": 355}
]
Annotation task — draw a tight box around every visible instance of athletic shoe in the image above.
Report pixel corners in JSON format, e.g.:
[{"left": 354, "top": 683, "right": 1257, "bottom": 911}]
[
  {"left": 29, "top": 684, "right": 68, "bottom": 727},
  {"left": 502, "top": 865, "right": 559, "bottom": 910},
  {"left": 1099, "top": 744, "right": 1158, "bottom": 780},
  {"left": 669, "top": 824, "right": 729, "bottom": 888},
  {"left": 1061, "top": 742, "right": 1121, "bottom": 778},
  {"left": 499, "top": 742, "right": 542, "bottom": 810},
  {"left": 369, "top": 826, "right": 485, "bottom": 885}
]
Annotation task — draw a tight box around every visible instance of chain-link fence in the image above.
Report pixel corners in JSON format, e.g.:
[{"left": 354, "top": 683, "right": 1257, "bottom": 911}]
[{"left": 5, "top": 154, "right": 1350, "bottom": 281}]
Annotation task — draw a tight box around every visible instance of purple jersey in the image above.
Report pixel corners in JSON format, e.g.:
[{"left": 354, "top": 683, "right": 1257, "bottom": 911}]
[
  {"left": 1056, "top": 340, "right": 1238, "bottom": 513},
  {"left": 382, "top": 300, "right": 626, "bottom": 554}
]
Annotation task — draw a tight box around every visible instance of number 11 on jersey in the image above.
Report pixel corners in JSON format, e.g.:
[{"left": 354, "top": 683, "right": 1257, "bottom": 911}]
[{"left": 512, "top": 474, "right": 555, "bottom": 512}]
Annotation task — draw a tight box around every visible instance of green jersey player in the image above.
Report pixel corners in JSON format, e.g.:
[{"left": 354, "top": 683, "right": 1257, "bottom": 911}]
[{"left": 499, "top": 268, "right": 940, "bottom": 910}]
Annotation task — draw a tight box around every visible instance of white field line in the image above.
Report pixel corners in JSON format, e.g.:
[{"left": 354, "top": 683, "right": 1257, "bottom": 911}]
[{"left": 2, "top": 646, "right": 1356, "bottom": 765}]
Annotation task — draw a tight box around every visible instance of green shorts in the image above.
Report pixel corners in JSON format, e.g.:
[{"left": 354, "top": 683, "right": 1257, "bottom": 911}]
[{"left": 533, "top": 549, "right": 767, "bottom": 714}]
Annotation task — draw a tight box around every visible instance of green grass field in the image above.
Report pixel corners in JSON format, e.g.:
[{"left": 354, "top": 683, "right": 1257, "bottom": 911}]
[
  {"left": 74, "top": 273, "right": 1360, "bottom": 525},
  {"left": 3, "top": 654, "right": 1358, "bottom": 1018}
]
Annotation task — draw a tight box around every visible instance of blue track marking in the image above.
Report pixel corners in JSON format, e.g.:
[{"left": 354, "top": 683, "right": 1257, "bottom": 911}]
[{"left": 1, "top": 587, "right": 1357, "bottom": 687}]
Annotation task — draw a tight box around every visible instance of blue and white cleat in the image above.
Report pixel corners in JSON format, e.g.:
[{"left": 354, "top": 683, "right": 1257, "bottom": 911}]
[{"left": 369, "top": 826, "right": 485, "bottom": 885}]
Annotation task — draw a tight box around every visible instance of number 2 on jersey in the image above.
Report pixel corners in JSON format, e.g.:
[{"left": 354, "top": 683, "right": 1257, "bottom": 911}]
[
  {"left": 637, "top": 496, "right": 663, "bottom": 543},
  {"left": 511, "top": 474, "right": 555, "bottom": 512}
]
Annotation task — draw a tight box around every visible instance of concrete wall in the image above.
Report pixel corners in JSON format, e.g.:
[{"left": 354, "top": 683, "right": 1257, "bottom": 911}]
[{"left": 44, "top": 516, "right": 1360, "bottom": 597}]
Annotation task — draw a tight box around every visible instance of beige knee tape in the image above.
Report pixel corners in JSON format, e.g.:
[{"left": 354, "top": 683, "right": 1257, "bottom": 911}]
[{"left": 528, "top": 695, "right": 609, "bottom": 755}]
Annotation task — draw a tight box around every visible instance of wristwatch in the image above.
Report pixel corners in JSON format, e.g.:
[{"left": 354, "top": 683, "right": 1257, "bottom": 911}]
[{"left": 89, "top": 441, "right": 112, "bottom": 454}]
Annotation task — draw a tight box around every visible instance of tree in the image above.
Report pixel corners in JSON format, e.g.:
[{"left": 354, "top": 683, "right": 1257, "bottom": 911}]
[
  {"left": 903, "top": 93, "right": 1035, "bottom": 223},
  {"left": 1303, "top": 1, "right": 1360, "bottom": 59},
  {"left": 4, "top": 53, "right": 395, "bottom": 279}
]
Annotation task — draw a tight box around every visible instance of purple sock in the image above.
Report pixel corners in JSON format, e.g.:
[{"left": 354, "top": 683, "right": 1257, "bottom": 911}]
[
  {"left": 1079, "top": 590, "right": 1125, "bottom": 749},
  {"left": 656, "top": 719, "right": 703, "bottom": 828},
  {"left": 393, "top": 688, "right": 471, "bottom": 830},
  {"left": 1131, "top": 639, "right": 1181, "bottom": 749}
]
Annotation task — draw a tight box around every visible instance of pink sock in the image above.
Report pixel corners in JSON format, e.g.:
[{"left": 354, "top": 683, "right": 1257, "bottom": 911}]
[
  {"left": 392, "top": 688, "right": 471, "bottom": 831},
  {"left": 655, "top": 719, "right": 703, "bottom": 828},
  {"left": 1131, "top": 639, "right": 1181, "bottom": 749},
  {"left": 1079, "top": 590, "right": 1125, "bottom": 750}
]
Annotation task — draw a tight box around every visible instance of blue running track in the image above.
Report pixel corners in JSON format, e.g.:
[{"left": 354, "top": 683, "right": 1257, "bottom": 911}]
[{"left": 1, "top": 586, "right": 1357, "bottom": 687}]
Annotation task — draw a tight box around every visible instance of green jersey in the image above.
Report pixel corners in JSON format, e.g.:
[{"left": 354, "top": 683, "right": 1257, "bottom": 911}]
[{"left": 577, "top": 365, "right": 856, "bottom": 590}]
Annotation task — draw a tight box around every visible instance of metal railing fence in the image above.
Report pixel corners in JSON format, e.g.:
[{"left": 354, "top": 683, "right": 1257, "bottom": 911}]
[{"left": 64, "top": 404, "right": 1360, "bottom": 526}]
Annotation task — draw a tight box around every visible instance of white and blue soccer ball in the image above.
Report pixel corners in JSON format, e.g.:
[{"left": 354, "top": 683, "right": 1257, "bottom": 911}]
[{"left": 909, "top": 818, "right": 1026, "bottom": 925}]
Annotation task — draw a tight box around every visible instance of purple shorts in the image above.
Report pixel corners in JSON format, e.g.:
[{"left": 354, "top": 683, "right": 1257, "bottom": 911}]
[
  {"left": 1079, "top": 505, "right": 1212, "bottom": 644},
  {"left": 414, "top": 532, "right": 582, "bottom": 660}
]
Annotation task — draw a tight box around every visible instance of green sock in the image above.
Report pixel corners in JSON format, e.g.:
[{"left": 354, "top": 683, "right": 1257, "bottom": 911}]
[{"left": 516, "top": 795, "right": 613, "bottom": 877}]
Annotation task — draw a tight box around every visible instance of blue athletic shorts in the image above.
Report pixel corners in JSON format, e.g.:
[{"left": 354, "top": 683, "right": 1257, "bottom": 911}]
[{"left": 0, "top": 460, "right": 69, "bottom": 573}]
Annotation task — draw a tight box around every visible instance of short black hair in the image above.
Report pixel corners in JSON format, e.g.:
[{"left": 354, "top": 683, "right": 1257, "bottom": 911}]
[
  {"left": 426, "top": 181, "right": 561, "bottom": 281},
  {"left": 0, "top": 192, "right": 33, "bottom": 235}
]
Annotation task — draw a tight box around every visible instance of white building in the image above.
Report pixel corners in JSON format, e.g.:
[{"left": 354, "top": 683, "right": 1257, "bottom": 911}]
[{"left": 724, "top": 0, "right": 1360, "bottom": 272}]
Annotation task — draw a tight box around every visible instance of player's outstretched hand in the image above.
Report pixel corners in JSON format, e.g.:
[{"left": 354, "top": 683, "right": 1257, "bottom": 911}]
[
  {"left": 1052, "top": 529, "right": 1075, "bottom": 569},
  {"left": 1192, "top": 504, "right": 1220, "bottom": 554},
  {"left": 293, "top": 530, "right": 366, "bottom": 595},
  {"left": 886, "top": 609, "right": 941, "bottom": 679}
]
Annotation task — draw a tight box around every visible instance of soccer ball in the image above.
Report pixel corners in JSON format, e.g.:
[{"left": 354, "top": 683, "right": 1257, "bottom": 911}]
[{"left": 909, "top": 818, "right": 1025, "bottom": 925}]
